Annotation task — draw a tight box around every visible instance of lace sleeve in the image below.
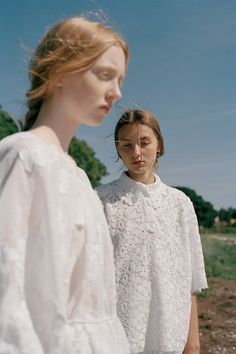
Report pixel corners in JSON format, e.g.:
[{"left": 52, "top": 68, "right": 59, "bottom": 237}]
[{"left": 186, "top": 198, "right": 208, "bottom": 293}]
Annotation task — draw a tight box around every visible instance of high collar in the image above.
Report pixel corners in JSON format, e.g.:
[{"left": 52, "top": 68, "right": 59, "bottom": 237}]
[{"left": 118, "top": 171, "right": 164, "bottom": 194}]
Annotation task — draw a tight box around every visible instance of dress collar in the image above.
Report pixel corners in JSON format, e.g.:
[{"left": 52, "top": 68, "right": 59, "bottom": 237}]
[{"left": 118, "top": 171, "right": 163, "bottom": 194}]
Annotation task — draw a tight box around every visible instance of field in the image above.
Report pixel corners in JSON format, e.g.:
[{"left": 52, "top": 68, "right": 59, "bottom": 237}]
[{"left": 198, "top": 234, "right": 236, "bottom": 353}]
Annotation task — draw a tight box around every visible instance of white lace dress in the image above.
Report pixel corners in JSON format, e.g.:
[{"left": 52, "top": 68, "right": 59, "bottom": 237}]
[
  {"left": 0, "top": 133, "right": 130, "bottom": 354},
  {"left": 97, "top": 172, "right": 208, "bottom": 354}
]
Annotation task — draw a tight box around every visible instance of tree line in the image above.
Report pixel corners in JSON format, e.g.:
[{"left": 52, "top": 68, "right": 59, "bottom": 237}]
[
  {"left": 0, "top": 105, "right": 235, "bottom": 229},
  {"left": 175, "top": 186, "right": 236, "bottom": 229}
]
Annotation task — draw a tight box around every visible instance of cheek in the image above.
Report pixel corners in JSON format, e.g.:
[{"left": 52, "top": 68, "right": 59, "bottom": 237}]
[
  {"left": 81, "top": 75, "right": 102, "bottom": 95},
  {"left": 74, "top": 87, "right": 96, "bottom": 109},
  {"left": 118, "top": 149, "right": 128, "bottom": 161},
  {"left": 146, "top": 144, "right": 158, "bottom": 155}
]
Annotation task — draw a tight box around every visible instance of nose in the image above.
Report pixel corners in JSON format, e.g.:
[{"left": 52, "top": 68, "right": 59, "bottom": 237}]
[
  {"left": 108, "top": 80, "right": 122, "bottom": 101},
  {"left": 132, "top": 143, "right": 141, "bottom": 157}
]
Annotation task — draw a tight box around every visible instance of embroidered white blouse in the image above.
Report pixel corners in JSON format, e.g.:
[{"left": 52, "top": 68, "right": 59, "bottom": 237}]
[
  {"left": 0, "top": 132, "right": 130, "bottom": 354},
  {"left": 97, "top": 172, "right": 208, "bottom": 354}
]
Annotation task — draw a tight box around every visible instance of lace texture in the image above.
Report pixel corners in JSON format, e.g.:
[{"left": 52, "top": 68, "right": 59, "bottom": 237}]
[{"left": 97, "top": 172, "right": 208, "bottom": 354}]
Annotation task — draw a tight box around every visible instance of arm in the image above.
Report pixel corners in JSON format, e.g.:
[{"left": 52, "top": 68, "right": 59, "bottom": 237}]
[
  {"left": 183, "top": 294, "right": 200, "bottom": 354},
  {"left": 183, "top": 198, "right": 207, "bottom": 353},
  {"left": 187, "top": 198, "right": 208, "bottom": 293},
  {"left": 0, "top": 146, "right": 44, "bottom": 353}
]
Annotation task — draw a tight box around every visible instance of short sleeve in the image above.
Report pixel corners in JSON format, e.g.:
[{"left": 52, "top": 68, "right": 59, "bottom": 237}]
[
  {"left": 0, "top": 146, "right": 44, "bottom": 353},
  {"left": 186, "top": 198, "right": 208, "bottom": 293}
]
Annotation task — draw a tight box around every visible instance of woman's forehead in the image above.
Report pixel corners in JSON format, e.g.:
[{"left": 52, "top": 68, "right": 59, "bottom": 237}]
[{"left": 118, "top": 123, "right": 155, "bottom": 139}]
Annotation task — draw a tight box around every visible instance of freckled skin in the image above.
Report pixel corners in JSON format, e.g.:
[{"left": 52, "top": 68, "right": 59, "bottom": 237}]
[{"left": 117, "top": 123, "right": 160, "bottom": 184}]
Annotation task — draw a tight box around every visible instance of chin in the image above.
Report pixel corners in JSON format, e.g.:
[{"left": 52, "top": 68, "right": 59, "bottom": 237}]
[
  {"left": 86, "top": 115, "right": 105, "bottom": 127},
  {"left": 128, "top": 169, "right": 143, "bottom": 176},
  {"left": 132, "top": 166, "right": 146, "bottom": 172}
]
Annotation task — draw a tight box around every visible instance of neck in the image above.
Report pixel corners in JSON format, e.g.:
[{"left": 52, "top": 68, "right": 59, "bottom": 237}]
[
  {"left": 126, "top": 170, "right": 156, "bottom": 185},
  {"left": 29, "top": 97, "right": 79, "bottom": 152}
]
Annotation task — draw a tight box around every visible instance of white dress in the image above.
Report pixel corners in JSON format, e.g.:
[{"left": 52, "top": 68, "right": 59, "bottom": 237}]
[
  {"left": 0, "top": 132, "right": 130, "bottom": 354},
  {"left": 97, "top": 172, "right": 208, "bottom": 354}
]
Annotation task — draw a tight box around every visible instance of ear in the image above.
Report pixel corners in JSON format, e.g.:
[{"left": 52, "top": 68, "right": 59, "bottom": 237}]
[{"left": 156, "top": 151, "right": 160, "bottom": 162}]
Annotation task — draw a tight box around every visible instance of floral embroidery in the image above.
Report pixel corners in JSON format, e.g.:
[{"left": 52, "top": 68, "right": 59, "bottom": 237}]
[{"left": 97, "top": 172, "right": 208, "bottom": 353}]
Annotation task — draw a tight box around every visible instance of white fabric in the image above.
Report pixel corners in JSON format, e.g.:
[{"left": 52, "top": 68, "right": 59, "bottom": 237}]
[
  {"left": 0, "top": 132, "right": 130, "bottom": 354},
  {"left": 97, "top": 172, "right": 208, "bottom": 354}
]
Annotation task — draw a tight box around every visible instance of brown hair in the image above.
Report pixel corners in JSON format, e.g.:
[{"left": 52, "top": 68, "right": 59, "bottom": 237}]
[
  {"left": 23, "top": 16, "right": 129, "bottom": 130},
  {"left": 114, "top": 108, "right": 165, "bottom": 161}
]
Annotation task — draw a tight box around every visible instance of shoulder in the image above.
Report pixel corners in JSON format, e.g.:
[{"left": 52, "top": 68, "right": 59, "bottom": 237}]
[
  {"left": 96, "top": 178, "right": 120, "bottom": 199},
  {"left": 77, "top": 166, "right": 92, "bottom": 186},
  {"left": 160, "top": 183, "right": 198, "bottom": 225},
  {"left": 163, "top": 183, "right": 193, "bottom": 209},
  {"left": 0, "top": 132, "right": 61, "bottom": 172},
  {"left": 165, "top": 184, "right": 189, "bottom": 200}
]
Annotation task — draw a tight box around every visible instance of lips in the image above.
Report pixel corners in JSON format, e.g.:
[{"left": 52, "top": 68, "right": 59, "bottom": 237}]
[
  {"left": 132, "top": 160, "right": 144, "bottom": 165},
  {"left": 100, "top": 104, "right": 112, "bottom": 113}
]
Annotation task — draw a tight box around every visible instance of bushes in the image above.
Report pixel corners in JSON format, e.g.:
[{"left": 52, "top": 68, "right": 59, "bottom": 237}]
[{"left": 201, "top": 234, "right": 236, "bottom": 279}]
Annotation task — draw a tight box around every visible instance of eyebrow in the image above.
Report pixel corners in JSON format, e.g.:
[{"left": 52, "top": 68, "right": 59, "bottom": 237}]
[{"left": 116, "top": 136, "right": 151, "bottom": 142}]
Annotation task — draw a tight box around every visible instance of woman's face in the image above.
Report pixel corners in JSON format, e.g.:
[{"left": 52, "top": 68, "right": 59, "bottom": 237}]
[
  {"left": 58, "top": 45, "right": 126, "bottom": 127},
  {"left": 117, "top": 123, "right": 161, "bottom": 182}
]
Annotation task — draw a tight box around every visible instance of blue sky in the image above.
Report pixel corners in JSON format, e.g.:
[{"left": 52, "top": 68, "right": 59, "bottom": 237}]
[{"left": 1, "top": 0, "right": 235, "bottom": 209}]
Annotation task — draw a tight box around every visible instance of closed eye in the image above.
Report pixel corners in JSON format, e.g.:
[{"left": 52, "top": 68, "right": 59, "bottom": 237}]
[
  {"left": 99, "top": 71, "right": 111, "bottom": 80},
  {"left": 140, "top": 142, "right": 150, "bottom": 147}
]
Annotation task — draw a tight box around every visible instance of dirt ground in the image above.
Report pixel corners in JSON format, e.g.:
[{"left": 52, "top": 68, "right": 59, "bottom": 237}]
[{"left": 198, "top": 278, "right": 236, "bottom": 353}]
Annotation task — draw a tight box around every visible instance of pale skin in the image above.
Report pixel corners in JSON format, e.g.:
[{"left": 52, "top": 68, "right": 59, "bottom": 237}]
[
  {"left": 117, "top": 123, "right": 201, "bottom": 353},
  {"left": 29, "top": 45, "right": 126, "bottom": 151},
  {"left": 117, "top": 123, "right": 160, "bottom": 184},
  {"left": 183, "top": 295, "right": 200, "bottom": 354}
]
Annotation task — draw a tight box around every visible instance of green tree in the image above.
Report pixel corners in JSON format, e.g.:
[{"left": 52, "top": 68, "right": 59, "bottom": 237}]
[
  {"left": 218, "top": 208, "right": 230, "bottom": 223},
  {"left": 68, "top": 137, "right": 108, "bottom": 187},
  {"left": 232, "top": 209, "right": 236, "bottom": 219},
  {"left": 219, "top": 207, "right": 236, "bottom": 222},
  {"left": 175, "top": 186, "right": 217, "bottom": 228},
  {"left": 0, "top": 106, "right": 108, "bottom": 187},
  {"left": 0, "top": 107, "right": 19, "bottom": 139}
]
